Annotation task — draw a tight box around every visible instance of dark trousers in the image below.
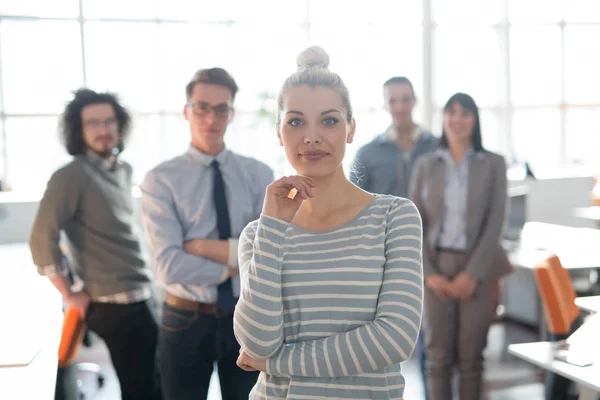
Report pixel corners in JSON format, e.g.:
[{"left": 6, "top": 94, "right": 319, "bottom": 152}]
[
  {"left": 159, "top": 302, "right": 259, "bottom": 400},
  {"left": 545, "top": 316, "right": 584, "bottom": 400},
  {"left": 86, "top": 300, "right": 162, "bottom": 400}
]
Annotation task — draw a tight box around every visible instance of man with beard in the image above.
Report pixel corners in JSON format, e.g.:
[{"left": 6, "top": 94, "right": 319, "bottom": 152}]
[{"left": 29, "top": 89, "right": 161, "bottom": 400}]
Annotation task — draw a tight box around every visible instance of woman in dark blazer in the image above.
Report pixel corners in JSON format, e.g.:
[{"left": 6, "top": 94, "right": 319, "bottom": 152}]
[{"left": 410, "top": 93, "right": 512, "bottom": 400}]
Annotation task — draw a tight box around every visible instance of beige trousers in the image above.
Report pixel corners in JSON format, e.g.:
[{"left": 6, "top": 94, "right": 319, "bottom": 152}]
[{"left": 423, "top": 251, "right": 496, "bottom": 400}]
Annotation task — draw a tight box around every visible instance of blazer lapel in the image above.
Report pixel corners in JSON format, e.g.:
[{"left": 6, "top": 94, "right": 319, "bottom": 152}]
[{"left": 429, "top": 156, "right": 446, "bottom": 239}]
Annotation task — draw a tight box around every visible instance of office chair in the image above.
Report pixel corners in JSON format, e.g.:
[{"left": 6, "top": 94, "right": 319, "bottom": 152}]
[{"left": 534, "top": 255, "right": 584, "bottom": 400}]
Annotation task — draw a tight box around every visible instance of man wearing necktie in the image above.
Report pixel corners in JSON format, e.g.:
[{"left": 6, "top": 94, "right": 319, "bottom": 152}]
[{"left": 141, "top": 68, "right": 274, "bottom": 400}]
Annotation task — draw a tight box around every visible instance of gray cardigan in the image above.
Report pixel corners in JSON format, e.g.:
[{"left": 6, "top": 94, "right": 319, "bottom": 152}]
[{"left": 29, "top": 156, "right": 151, "bottom": 298}]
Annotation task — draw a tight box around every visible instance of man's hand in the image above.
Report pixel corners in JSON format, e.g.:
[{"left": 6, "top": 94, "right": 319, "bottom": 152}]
[
  {"left": 65, "top": 291, "right": 91, "bottom": 318},
  {"left": 237, "top": 350, "right": 267, "bottom": 373},
  {"left": 425, "top": 274, "right": 454, "bottom": 302},
  {"left": 227, "top": 267, "right": 239, "bottom": 278},
  {"left": 184, "top": 239, "right": 230, "bottom": 265},
  {"left": 450, "top": 272, "right": 478, "bottom": 301},
  {"left": 183, "top": 239, "right": 209, "bottom": 257}
]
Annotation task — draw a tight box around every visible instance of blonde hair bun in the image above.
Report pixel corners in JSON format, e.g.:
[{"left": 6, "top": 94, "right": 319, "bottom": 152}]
[{"left": 296, "top": 46, "right": 330, "bottom": 72}]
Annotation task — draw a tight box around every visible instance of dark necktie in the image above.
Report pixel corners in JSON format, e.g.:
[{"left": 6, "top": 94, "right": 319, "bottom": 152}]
[{"left": 212, "top": 160, "right": 235, "bottom": 312}]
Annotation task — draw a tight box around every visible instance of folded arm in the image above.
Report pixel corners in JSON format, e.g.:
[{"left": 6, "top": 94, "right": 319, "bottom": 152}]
[{"left": 140, "top": 172, "right": 228, "bottom": 286}]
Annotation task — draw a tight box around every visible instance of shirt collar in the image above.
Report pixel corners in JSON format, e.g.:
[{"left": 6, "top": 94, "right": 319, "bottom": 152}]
[
  {"left": 186, "top": 145, "right": 231, "bottom": 167},
  {"left": 85, "top": 150, "right": 118, "bottom": 170},
  {"left": 435, "top": 147, "right": 484, "bottom": 162},
  {"left": 384, "top": 124, "right": 422, "bottom": 143}
]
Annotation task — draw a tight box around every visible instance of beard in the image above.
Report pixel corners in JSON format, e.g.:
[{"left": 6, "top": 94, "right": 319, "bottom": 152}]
[{"left": 89, "top": 144, "right": 117, "bottom": 159}]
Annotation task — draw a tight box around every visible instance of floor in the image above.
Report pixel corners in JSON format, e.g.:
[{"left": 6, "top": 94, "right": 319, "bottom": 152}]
[{"left": 75, "top": 319, "right": 547, "bottom": 399}]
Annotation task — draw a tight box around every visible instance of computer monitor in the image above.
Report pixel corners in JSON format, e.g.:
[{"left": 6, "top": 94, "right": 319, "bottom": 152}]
[{"left": 505, "top": 188, "right": 527, "bottom": 241}]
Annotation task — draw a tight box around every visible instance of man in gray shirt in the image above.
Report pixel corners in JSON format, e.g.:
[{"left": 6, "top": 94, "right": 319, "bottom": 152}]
[
  {"left": 29, "top": 89, "right": 161, "bottom": 400},
  {"left": 351, "top": 77, "right": 438, "bottom": 198},
  {"left": 141, "top": 68, "right": 273, "bottom": 400},
  {"left": 351, "top": 77, "right": 437, "bottom": 400}
]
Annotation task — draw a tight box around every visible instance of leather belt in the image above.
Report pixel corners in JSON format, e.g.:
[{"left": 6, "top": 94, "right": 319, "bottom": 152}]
[
  {"left": 435, "top": 246, "right": 468, "bottom": 254},
  {"left": 165, "top": 293, "right": 234, "bottom": 316}
]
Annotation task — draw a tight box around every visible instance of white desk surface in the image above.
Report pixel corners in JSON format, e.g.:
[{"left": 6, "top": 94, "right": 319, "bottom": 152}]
[
  {"left": 508, "top": 341, "right": 600, "bottom": 393},
  {"left": 0, "top": 243, "right": 62, "bottom": 400},
  {"left": 576, "top": 296, "right": 600, "bottom": 314},
  {"left": 573, "top": 206, "right": 600, "bottom": 222},
  {"left": 509, "top": 222, "right": 600, "bottom": 270}
]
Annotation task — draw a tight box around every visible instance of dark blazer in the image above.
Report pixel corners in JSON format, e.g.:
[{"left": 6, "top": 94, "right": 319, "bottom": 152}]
[{"left": 409, "top": 149, "right": 512, "bottom": 283}]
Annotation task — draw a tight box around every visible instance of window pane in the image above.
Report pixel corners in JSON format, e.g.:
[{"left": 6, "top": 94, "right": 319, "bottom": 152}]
[
  {"left": 434, "top": 27, "right": 503, "bottom": 107},
  {"left": 158, "top": 23, "right": 234, "bottom": 113},
  {"left": 83, "top": 0, "right": 157, "bottom": 19},
  {"left": 0, "top": 122, "right": 5, "bottom": 188},
  {"left": 5, "top": 117, "right": 71, "bottom": 195},
  {"left": 119, "top": 115, "right": 162, "bottom": 185},
  {"left": 157, "top": 0, "right": 227, "bottom": 21},
  {"left": 163, "top": 114, "right": 191, "bottom": 160},
  {"left": 510, "top": 27, "right": 561, "bottom": 105},
  {"left": 85, "top": 22, "right": 160, "bottom": 113},
  {"left": 310, "top": 25, "right": 422, "bottom": 111},
  {"left": 0, "top": 0, "right": 79, "bottom": 18},
  {"left": 511, "top": 108, "right": 561, "bottom": 173},
  {"left": 508, "top": 0, "right": 561, "bottom": 24},
  {"left": 157, "top": 0, "right": 305, "bottom": 22},
  {"left": 564, "top": 0, "right": 600, "bottom": 23},
  {"left": 225, "top": 111, "right": 283, "bottom": 175},
  {"left": 433, "top": 0, "right": 503, "bottom": 25},
  {"left": 230, "top": 23, "right": 307, "bottom": 111},
  {"left": 310, "top": 0, "right": 422, "bottom": 26},
  {"left": 1, "top": 20, "right": 83, "bottom": 114},
  {"left": 564, "top": 27, "right": 600, "bottom": 104},
  {"left": 565, "top": 107, "right": 600, "bottom": 169}
]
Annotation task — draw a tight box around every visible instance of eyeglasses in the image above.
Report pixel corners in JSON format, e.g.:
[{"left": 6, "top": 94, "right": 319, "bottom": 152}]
[
  {"left": 186, "top": 101, "right": 233, "bottom": 119},
  {"left": 83, "top": 118, "right": 119, "bottom": 131}
]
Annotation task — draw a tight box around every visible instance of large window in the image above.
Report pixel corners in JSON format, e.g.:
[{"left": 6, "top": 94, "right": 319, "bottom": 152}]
[{"left": 0, "top": 0, "right": 599, "bottom": 193}]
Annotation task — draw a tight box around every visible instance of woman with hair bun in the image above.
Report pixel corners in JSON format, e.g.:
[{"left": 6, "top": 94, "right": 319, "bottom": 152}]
[{"left": 232, "top": 45, "right": 424, "bottom": 399}]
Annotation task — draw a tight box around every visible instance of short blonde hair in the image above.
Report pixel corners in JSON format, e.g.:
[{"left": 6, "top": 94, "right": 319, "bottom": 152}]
[{"left": 277, "top": 46, "right": 353, "bottom": 124}]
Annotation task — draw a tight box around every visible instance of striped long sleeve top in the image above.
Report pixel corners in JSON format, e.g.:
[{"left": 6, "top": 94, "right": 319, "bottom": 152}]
[{"left": 233, "top": 194, "right": 423, "bottom": 400}]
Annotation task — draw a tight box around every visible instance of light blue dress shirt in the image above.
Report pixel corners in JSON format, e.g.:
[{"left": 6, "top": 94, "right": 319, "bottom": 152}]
[
  {"left": 436, "top": 149, "right": 482, "bottom": 250},
  {"left": 140, "top": 146, "right": 274, "bottom": 303}
]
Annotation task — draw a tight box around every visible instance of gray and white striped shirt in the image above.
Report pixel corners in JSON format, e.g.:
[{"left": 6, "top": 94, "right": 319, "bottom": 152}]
[{"left": 234, "top": 194, "right": 423, "bottom": 400}]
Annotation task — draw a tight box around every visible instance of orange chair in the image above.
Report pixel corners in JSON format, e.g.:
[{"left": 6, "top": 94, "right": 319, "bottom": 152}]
[
  {"left": 545, "top": 255, "right": 581, "bottom": 329},
  {"left": 534, "top": 260, "right": 571, "bottom": 335}
]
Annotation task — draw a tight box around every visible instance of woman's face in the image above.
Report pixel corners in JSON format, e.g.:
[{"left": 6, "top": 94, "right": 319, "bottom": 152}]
[
  {"left": 277, "top": 85, "right": 355, "bottom": 178},
  {"left": 443, "top": 101, "right": 476, "bottom": 145}
]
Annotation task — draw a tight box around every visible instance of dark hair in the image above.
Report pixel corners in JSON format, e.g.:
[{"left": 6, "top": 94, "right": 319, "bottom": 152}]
[
  {"left": 383, "top": 76, "right": 415, "bottom": 98},
  {"left": 186, "top": 68, "right": 239, "bottom": 101},
  {"left": 277, "top": 46, "right": 353, "bottom": 124},
  {"left": 60, "top": 88, "right": 131, "bottom": 156},
  {"left": 439, "top": 92, "right": 485, "bottom": 152}
]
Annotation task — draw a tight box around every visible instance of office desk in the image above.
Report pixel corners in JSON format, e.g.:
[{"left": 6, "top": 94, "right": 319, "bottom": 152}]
[
  {"left": 0, "top": 243, "right": 62, "bottom": 400},
  {"left": 576, "top": 296, "right": 600, "bottom": 314},
  {"left": 503, "top": 222, "right": 600, "bottom": 329},
  {"left": 508, "top": 341, "right": 600, "bottom": 400},
  {"left": 573, "top": 206, "right": 600, "bottom": 227}
]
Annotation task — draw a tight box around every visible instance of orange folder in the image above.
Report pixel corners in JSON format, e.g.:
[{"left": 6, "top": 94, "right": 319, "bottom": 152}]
[{"left": 57, "top": 307, "right": 86, "bottom": 368}]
